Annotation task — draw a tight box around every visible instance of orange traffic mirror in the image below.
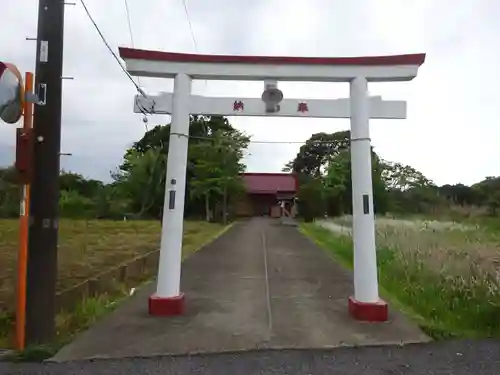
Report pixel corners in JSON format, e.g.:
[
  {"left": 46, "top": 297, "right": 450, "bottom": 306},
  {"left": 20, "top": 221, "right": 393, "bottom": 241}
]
[{"left": 0, "top": 62, "right": 24, "bottom": 124}]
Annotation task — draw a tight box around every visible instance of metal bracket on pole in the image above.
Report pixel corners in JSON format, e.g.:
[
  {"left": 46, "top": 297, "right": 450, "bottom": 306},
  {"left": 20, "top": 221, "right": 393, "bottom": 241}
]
[
  {"left": 25, "top": 92, "right": 41, "bottom": 105},
  {"left": 35, "top": 83, "right": 47, "bottom": 106}
]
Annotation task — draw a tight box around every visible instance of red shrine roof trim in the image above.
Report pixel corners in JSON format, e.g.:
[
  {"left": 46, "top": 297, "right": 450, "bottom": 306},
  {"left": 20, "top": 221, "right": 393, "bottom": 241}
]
[
  {"left": 119, "top": 47, "right": 426, "bottom": 67},
  {"left": 241, "top": 173, "right": 299, "bottom": 194}
]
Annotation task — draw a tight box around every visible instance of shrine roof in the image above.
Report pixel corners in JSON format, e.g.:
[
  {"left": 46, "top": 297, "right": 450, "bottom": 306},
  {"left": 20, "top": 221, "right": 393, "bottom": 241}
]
[{"left": 241, "top": 173, "right": 298, "bottom": 194}]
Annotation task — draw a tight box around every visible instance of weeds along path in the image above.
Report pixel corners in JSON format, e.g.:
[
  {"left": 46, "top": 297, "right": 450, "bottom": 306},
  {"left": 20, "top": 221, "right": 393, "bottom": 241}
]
[{"left": 311, "top": 216, "right": 500, "bottom": 338}]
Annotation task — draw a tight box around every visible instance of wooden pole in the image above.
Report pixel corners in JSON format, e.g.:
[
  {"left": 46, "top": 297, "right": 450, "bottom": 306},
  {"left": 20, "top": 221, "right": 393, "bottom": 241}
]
[
  {"left": 15, "top": 72, "right": 34, "bottom": 351},
  {"left": 26, "top": 0, "right": 65, "bottom": 344}
]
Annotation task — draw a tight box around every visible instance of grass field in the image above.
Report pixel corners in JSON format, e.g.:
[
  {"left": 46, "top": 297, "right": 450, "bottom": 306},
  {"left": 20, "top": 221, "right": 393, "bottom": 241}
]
[
  {"left": 0, "top": 219, "right": 226, "bottom": 321},
  {"left": 303, "top": 216, "right": 500, "bottom": 339}
]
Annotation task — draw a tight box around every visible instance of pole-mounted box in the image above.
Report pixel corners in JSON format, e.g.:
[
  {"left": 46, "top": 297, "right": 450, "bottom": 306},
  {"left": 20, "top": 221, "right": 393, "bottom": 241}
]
[{"left": 15, "top": 127, "right": 34, "bottom": 184}]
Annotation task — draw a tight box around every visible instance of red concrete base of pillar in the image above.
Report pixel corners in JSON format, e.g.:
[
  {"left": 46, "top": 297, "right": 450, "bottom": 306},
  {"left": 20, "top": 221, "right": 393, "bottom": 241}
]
[
  {"left": 148, "top": 293, "right": 185, "bottom": 316},
  {"left": 348, "top": 296, "right": 388, "bottom": 322}
]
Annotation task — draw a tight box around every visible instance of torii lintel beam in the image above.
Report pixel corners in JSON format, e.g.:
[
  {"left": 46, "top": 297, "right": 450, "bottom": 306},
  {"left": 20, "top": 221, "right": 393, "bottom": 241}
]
[{"left": 134, "top": 94, "right": 406, "bottom": 119}]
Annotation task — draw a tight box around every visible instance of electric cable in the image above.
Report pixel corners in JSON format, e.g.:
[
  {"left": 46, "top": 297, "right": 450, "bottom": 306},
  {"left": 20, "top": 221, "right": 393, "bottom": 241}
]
[
  {"left": 182, "top": 0, "right": 208, "bottom": 90},
  {"left": 169, "top": 132, "right": 353, "bottom": 145},
  {"left": 182, "top": 0, "right": 199, "bottom": 52},
  {"left": 123, "top": 0, "right": 135, "bottom": 46},
  {"left": 123, "top": 0, "right": 142, "bottom": 88},
  {"left": 79, "top": 0, "right": 146, "bottom": 97}
]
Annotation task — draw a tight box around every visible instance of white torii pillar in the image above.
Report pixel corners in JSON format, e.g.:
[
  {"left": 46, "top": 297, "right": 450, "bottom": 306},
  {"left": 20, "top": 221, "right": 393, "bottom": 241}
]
[
  {"left": 147, "top": 73, "right": 191, "bottom": 315},
  {"left": 349, "top": 77, "right": 383, "bottom": 319},
  {"left": 119, "top": 47, "right": 425, "bottom": 321}
]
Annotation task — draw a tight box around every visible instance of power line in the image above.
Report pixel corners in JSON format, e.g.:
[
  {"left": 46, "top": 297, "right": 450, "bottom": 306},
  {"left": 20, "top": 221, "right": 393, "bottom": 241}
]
[
  {"left": 123, "top": 0, "right": 142, "bottom": 89},
  {"left": 182, "top": 0, "right": 208, "bottom": 92},
  {"left": 182, "top": 0, "right": 198, "bottom": 52},
  {"left": 79, "top": 0, "right": 146, "bottom": 97},
  {"left": 123, "top": 0, "right": 135, "bottom": 46},
  {"left": 0, "top": 137, "right": 351, "bottom": 153},
  {"left": 170, "top": 132, "right": 352, "bottom": 145}
]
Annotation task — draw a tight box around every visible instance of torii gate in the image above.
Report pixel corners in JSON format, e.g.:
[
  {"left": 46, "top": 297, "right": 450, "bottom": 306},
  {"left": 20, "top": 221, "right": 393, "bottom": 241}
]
[{"left": 119, "top": 47, "right": 425, "bottom": 322}]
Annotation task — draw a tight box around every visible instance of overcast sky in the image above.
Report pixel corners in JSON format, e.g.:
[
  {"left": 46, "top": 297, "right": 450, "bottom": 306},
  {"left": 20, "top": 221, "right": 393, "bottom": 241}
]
[{"left": 1, "top": 0, "right": 499, "bottom": 185}]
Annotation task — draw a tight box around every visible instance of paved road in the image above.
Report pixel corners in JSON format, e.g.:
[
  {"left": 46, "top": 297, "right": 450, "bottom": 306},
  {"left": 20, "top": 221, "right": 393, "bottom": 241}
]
[
  {"left": 3, "top": 340, "right": 500, "bottom": 374},
  {"left": 51, "top": 218, "right": 427, "bottom": 361}
]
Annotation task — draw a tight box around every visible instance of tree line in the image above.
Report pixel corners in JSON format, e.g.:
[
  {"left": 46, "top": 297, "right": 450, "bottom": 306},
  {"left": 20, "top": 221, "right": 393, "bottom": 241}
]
[
  {"left": 0, "top": 116, "right": 249, "bottom": 223},
  {"left": 285, "top": 131, "right": 500, "bottom": 221},
  {"left": 0, "top": 118, "right": 498, "bottom": 222}
]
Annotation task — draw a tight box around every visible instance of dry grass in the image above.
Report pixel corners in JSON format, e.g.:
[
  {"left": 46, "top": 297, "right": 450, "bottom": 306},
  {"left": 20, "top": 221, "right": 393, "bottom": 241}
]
[
  {"left": 308, "top": 216, "right": 500, "bottom": 338},
  {"left": 327, "top": 215, "right": 500, "bottom": 282},
  {"left": 0, "top": 219, "right": 225, "bottom": 315},
  {"left": 376, "top": 219, "right": 500, "bottom": 282}
]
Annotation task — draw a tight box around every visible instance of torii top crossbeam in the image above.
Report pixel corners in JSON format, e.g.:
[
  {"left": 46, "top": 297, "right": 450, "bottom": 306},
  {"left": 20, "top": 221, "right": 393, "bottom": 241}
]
[{"left": 119, "top": 47, "right": 425, "bottom": 82}]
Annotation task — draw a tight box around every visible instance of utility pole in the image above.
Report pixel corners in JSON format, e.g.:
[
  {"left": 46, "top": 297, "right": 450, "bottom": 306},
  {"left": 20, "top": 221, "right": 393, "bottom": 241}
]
[{"left": 25, "top": 0, "right": 65, "bottom": 345}]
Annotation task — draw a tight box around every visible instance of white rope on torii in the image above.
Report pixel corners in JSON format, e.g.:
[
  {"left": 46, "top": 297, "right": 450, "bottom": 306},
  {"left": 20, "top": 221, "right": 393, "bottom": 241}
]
[{"left": 119, "top": 47, "right": 426, "bottom": 322}]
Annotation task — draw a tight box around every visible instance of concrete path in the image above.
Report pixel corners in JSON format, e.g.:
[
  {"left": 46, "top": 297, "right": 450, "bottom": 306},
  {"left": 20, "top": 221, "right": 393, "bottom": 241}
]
[{"left": 51, "top": 218, "right": 428, "bottom": 361}]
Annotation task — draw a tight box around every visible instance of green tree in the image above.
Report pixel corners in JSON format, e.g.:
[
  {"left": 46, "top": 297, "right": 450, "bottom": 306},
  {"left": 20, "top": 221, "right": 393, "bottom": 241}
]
[
  {"left": 117, "top": 116, "right": 243, "bottom": 218},
  {"left": 323, "top": 148, "right": 388, "bottom": 216},
  {"left": 472, "top": 176, "right": 500, "bottom": 207},
  {"left": 189, "top": 129, "right": 249, "bottom": 223},
  {"left": 324, "top": 149, "right": 350, "bottom": 216},
  {"left": 381, "top": 161, "right": 434, "bottom": 191},
  {"left": 287, "top": 131, "right": 389, "bottom": 217},
  {"left": 59, "top": 171, "right": 104, "bottom": 198},
  {"left": 380, "top": 161, "right": 437, "bottom": 213},
  {"left": 59, "top": 189, "right": 95, "bottom": 218},
  {"left": 438, "top": 183, "right": 476, "bottom": 206},
  {"left": 113, "top": 148, "right": 166, "bottom": 217},
  {"left": 487, "top": 191, "right": 500, "bottom": 216},
  {"left": 0, "top": 166, "right": 20, "bottom": 218},
  {"left": 93, "top": 184, "right": 129, "bottom": 219},
  {"left": 297, "top": 177, "right": 326, "bottom": 222},
  {"left": 287, "top": 131, "right": 350, "bottom": 178}
]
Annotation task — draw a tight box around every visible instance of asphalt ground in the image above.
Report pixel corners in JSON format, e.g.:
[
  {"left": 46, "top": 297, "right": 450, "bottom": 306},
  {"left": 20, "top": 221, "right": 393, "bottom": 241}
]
[{"left": 3, "top": 340, "right": 500, "bottom": 375}]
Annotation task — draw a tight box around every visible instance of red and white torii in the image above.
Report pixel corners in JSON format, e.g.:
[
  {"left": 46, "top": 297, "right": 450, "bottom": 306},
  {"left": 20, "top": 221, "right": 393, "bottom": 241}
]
[{"left": 118, "top": 47, "right": 425, "bottom": 322}]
